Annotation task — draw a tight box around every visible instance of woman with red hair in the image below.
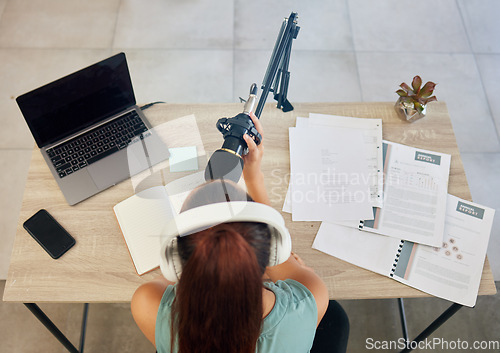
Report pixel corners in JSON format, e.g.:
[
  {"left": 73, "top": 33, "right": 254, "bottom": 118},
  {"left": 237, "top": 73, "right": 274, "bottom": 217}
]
[{"left": 131, "top": 113, "right": 349, "bottom": 353}]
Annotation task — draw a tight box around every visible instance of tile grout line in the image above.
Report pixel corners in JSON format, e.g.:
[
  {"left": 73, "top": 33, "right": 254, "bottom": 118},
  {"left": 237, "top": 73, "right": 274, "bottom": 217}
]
[
  {"left": 110, "top": 0, "right": 123, "bottom": 51},
  {"left": 454, "top": 0, "right": 474, "bottom": 53},
  {"left": 345, "top": 0, "right": 364, "bottom": 102},
  {"left": 0, "top": 148, "right": 34, "bottom": 151},
  {"left": 456, "top": 0, "right": 500, "bottom": 144},
  {"left": 0, "top": 0, "right": 7, "bottom": 25},
  {"left": 0, "top": 46, "right": 493, "bottom": 55},
  {"left": 232, "top": 0, "right": 236, "bottom": 103},
  {"left": 461, "top": 150, "right": 500, "bottom": 153},
  {"left": 231, "top": 47, "right": 486, "bottom": 55},
  {"left": 0, "top": 46, "right": 236, "bottom": 51}
]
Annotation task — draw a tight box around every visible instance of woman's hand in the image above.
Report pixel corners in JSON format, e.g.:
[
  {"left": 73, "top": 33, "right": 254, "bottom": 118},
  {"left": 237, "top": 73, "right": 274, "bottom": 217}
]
[
  {"left": 291, "top": 252, "right": 315, "bottom": 272},
  {"left": 242, "top": 112, "right": 264, "bottom": 181},
  {"left": 242, "top": 112, "right": 270, "bottom": 205}
]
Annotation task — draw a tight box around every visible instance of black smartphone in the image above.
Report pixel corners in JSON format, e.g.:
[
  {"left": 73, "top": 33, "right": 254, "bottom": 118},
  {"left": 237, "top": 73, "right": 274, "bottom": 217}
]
[{"left": 23, "top": 209, "right": 76, "bottom": 259}]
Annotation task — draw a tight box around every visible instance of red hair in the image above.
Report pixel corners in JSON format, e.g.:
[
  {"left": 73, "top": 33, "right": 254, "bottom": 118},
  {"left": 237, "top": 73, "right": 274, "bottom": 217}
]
[
  {"left": 168, "top": 179, "right": 271, "bottom": 353},
  {"left": 171, "top": 224, "right": 266, "bottom": 353}
]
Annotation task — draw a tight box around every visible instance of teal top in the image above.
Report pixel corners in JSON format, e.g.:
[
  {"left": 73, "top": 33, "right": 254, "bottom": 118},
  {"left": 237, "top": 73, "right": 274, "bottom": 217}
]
[{"left": 155, "top": 279, "right": 318, "bottom": 353}]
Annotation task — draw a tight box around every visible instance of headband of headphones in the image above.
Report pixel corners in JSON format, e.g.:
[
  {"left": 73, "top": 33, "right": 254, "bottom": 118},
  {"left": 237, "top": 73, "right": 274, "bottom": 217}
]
[{"left": 159, "top": 201, "right": 292, "bottom": 282}]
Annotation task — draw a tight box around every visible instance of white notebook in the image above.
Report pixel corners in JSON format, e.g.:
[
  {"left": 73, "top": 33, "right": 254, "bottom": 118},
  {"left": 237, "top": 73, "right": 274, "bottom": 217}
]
[{"left": 114, "top": 172, "right": 206, "bottom": 275}]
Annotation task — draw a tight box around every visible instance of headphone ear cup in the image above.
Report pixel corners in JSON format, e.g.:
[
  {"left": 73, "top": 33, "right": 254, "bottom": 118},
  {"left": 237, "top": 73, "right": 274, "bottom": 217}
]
[
  {"left": 268, "top": 225, "right": 292, "bottom": 267},
  {"left": 160, "top": 237, "right": 183, "bottom": 282}
]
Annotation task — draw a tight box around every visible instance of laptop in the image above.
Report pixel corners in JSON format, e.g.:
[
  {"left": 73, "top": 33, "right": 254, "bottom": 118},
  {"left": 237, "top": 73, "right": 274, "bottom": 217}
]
[{"left": 16, "top": 52, "right": 170, "bottom": 205}]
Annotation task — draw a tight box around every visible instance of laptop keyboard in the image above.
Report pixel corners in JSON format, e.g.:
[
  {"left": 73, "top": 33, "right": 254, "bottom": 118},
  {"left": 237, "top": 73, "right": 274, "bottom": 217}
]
[{"left": 46, "top": 111, "right": 151, "bottom": 178}]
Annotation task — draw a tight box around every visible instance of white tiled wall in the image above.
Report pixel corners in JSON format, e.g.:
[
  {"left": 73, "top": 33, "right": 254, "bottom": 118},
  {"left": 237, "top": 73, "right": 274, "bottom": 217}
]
[{"left": 0, "top": 0, "right": 499, "bottom": 281}]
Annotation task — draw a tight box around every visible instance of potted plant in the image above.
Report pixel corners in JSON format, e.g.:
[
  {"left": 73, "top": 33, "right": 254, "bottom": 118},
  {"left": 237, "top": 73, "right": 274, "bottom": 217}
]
[{"left": 395, "top": 76, "right": 437, "bottom": 123}]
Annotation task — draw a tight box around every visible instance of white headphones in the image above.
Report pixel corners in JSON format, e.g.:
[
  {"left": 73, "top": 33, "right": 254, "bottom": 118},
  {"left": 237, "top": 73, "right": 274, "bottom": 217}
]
[{"left": 159, "top": 201, "right": 292, "bottom": 282}]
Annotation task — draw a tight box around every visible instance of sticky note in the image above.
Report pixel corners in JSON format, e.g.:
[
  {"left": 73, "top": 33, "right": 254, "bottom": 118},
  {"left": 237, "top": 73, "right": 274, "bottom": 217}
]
[{"left": 169, "top": 146, "right": 198, "bottom": 172}]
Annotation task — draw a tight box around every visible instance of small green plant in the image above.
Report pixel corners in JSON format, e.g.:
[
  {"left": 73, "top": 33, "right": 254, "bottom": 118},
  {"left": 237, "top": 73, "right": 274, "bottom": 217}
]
[{"left": 396, "top": 76, "right": 437, "bottom": 113}]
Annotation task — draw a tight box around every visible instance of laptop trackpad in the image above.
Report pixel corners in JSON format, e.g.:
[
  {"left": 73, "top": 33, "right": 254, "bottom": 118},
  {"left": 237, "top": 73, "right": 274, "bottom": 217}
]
[{"left": 88, "top": 141, "right": 154, "bottom": 190}]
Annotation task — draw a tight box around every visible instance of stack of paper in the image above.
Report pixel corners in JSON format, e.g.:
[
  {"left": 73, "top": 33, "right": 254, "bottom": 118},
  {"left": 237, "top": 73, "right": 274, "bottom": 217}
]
[
  {"left": 284, "top": 113, "right": 383, "bottom": 222},
  {"left": 285, "top": 113, "right": 495, "bottom": 306},
  {"left": 285, "top": 114, "right": 451, "bottom": 247}
]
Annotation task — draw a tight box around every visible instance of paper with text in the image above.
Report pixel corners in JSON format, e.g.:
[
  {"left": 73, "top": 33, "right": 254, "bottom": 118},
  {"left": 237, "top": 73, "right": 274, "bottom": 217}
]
[
  {"left": 313, "top": 194, "right": 494, "bottom": 306},
  {"left": 289, "top": 127, "right": 373, "bottom": 221},
  {"left": 283, "top": 115, "right": 382, "bottom": 216},
  {"left": 361, "top": 141, "right": 451, "bottom": 247},
  {"left": 309, "top": 113, "right": 383, "bottom": 207},
  {"left": 392, "top": 194, "right": 495, "bottom": 307}
]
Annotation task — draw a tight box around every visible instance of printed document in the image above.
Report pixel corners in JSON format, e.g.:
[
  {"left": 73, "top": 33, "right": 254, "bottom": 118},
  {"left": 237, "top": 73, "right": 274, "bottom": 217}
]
[
  {"left": 283, "top": 115, "right": 383, "bottom": 212},
  {"left": 289, "top": 126, "right": 373, "bottom": 221},
  {"left": 309, "top": 113, "right": 383, "bottom": 207},
  {"left": 360, "top": 141, "right": 451, "bottom": 247},
  {"left": 392, "top": 194, "right": 494, "bottom": 306},
  {"left": 312, "top": 194, "right": 494, "bottom": 307}
]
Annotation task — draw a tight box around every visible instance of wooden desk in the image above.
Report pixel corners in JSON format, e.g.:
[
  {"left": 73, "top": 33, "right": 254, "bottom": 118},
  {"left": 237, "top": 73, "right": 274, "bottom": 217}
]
[{"left": 3, "top": 102, "right": 496, "bottom": 303}]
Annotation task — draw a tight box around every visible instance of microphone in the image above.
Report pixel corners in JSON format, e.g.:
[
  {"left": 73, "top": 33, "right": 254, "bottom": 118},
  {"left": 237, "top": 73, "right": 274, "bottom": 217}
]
[{"left": 204, "top": 84, "right": 261, "bottom": 182}]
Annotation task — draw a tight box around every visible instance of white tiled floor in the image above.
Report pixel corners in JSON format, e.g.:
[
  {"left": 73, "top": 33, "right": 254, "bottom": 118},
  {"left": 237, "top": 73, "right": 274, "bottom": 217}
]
[
  {"left": 458, "top": 0, "right": 500, "bottom": 54},
  {"left": 0, "top": 48, "right": 111, "bottom": 149},
  {"left": 357, "top": 52, "right": 500, "bottom": 152},
  {"left": 349, "top": 0, "right": 471, "bottom": 53},
  {"left": 0, "top": 0, "right": 120, "bottom": 48},
  {"left": 234, "top": 0, "right": 353, "bottom": 51},
  {"left": 121, "top": 49, "right": 234, "bottom": 103},
  {"left": 114, "top": 0, "right": 234, "bottom": 49},
  {"left": 461, "top": 152, "right": 500, "bottom": 282},
  {"left": 476, "top": 54, "right": 500, "bottom": 136},
  {"left": 0, "top": 0, "right": 499, "bottom": 351}
]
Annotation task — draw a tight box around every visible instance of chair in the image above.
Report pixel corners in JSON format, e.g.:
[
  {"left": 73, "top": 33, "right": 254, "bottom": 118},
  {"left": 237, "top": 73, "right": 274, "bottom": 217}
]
[{"left": 311, "top": 300, "right": 350, "bottom": 353}]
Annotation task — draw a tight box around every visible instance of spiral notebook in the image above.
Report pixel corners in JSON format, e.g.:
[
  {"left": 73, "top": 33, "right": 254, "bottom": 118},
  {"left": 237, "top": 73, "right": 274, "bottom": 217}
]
[{"left": 312, "top": 194, "right": 495, "bottom": 307}]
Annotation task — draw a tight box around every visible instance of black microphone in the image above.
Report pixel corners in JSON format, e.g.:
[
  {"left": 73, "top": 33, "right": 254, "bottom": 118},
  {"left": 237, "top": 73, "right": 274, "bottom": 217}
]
[{"left": 204, "top": 84, "right": 261, "bottom": 182}]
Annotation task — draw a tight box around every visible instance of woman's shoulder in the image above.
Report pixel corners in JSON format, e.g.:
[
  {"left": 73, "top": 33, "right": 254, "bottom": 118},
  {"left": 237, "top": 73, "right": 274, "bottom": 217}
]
[
  {"left": 157, "top": 284, "right": 176, "bottom": 317},
  {"left": 262, "top": 279, "right": 317, "bottom": 327},
  {"left": 259, "top": 279, "right": 318, "bottom": 351},
  {"left": 265, "top": 278, "right": 315, "bottom": 303}
]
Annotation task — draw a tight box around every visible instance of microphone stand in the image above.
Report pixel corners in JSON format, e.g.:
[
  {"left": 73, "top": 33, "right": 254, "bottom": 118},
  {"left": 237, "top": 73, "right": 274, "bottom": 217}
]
[
  {"left": 255, "top": 12, "right": 300, "bottom": 118},
  {"left": 204, "top": 12, "right": 299, "bottom": 182}
]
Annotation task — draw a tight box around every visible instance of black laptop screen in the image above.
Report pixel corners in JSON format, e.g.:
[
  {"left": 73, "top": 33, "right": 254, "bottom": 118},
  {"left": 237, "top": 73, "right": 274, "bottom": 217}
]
[{"left": 16, "top": 53, "right": 136, "bottom": 148}]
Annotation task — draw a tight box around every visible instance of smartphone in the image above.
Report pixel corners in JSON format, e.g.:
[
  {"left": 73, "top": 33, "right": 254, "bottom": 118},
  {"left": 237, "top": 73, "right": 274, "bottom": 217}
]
[{"left": 23, "top": 209, "right": 76, "bottom": 259}]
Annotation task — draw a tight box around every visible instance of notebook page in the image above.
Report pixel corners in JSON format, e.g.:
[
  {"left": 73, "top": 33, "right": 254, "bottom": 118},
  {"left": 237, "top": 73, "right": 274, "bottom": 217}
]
[
  {"left": 114, "top": 186, "right": 175, "bottom": 275},
  {"left": 313, "top": 222, "right": 401, "bottom": 276}
]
